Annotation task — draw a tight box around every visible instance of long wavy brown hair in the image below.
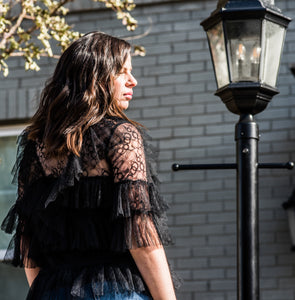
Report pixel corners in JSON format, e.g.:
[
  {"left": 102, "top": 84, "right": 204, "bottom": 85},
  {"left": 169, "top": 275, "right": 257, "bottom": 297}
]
[{"left": 28, "top": 31, "right": 139, "bottom": 157}]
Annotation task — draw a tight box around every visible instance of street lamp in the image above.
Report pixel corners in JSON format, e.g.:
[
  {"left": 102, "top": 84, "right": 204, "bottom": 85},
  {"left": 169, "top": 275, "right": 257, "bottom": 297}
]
[
  {"left": 199, "top": 1, "right": 291, "bottom": 299},
  {"left": 201, "top": 0, "right": 290, "bottom": 116}
]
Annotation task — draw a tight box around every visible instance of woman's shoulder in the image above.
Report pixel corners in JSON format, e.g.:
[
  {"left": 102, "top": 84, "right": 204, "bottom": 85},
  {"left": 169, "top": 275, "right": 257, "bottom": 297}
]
[
  {"left": 91, "top": 116, "right": 142, "bottom": 139},
  {"left": 94, "top": 115, "right": 136, "bottom": 128}
]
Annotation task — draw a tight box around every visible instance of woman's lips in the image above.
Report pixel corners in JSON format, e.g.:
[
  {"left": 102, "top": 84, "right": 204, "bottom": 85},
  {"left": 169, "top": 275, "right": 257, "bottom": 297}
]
[{"left": 124, "top": 92, "right": 133, "bottom": 99}]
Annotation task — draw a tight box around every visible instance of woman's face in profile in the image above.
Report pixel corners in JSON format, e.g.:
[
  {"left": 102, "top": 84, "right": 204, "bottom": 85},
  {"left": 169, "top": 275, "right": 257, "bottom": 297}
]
[{"left": 113, "top": 54, "right": 137, "bottom": 110}]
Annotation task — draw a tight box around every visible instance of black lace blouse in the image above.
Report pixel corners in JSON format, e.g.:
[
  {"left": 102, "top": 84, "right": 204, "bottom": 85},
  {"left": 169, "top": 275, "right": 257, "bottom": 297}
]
[{"left": 1, "top": 116, "right": 179, "bottom": 299}]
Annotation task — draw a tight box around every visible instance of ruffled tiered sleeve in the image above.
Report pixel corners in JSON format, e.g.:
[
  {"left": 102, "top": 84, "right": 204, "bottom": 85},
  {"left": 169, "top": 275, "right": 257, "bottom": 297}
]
[
  {"left": 1, "top": 131, "right": 44, "bottom": 268},
  {"left": 108, "top": 122, "right": 172, "bottom": 250}
]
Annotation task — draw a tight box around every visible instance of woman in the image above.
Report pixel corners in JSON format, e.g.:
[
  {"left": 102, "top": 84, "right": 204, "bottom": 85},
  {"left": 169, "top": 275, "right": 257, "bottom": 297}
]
[{"left": 1, "top": 32, "right": 179, "bottom": 299}]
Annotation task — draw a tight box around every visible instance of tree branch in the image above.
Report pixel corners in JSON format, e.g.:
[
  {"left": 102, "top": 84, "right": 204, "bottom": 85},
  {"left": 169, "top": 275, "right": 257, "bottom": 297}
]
[
  {"left": 123, "top": 17, "right": 152, "bottom": 41},
  {"left": 25, "top": 0, "right": 72, "bottom": 37},
  {"left": 0, "top": 2, "right": 27, "bottom": 49},
  {"left": 49, "top": 0, "right": 73, "bottom": 16},
  {"left": 1, "top": 0, "right": 74, "bottom": 61},
  {"left": 9, "top": 52, "right": 60, "bottom": 59}
]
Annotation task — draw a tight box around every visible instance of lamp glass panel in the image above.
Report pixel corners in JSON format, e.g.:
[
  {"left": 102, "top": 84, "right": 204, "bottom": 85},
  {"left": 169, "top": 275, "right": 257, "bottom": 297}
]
[
  {"left": 207, "top": 21, "right": 230, "bottom": 89},
  {"left": 226, "top": 19, "right": 262, "bottom": 82},
  {"left": 260, "top": 19, "right": 286, "bottom": 87}
]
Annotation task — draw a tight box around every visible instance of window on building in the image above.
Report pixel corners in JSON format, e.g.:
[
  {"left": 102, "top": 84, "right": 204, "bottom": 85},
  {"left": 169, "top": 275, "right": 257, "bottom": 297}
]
[{"left": 0, "top": 125, "right": 26, "bottom": 260}]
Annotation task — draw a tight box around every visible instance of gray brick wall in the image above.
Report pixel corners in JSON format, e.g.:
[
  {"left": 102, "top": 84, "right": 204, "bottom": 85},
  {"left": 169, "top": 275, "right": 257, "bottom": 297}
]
[{"left": 1, "top": 0, "right": 295, "bottom": 299}]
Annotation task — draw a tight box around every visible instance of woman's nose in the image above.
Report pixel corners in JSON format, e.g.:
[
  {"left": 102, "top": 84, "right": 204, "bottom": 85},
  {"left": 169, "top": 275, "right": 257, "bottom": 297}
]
[{"left": 128, "top": 73, "right": 137, "bottom": 87}]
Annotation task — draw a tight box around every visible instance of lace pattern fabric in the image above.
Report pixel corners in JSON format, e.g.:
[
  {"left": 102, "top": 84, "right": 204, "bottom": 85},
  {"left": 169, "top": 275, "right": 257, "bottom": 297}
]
[{"left": 109, "top": 123, "right": 146, "bottom": 183}]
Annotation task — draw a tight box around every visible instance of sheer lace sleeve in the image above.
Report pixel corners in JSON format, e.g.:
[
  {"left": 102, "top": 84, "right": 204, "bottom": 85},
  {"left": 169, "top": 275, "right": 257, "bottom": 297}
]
[
  {"left": 108, "top": 122, "right": 171, "bottom": 249},
  {"left": 109, "top": 123, "right": 146, "bottom": 183}
]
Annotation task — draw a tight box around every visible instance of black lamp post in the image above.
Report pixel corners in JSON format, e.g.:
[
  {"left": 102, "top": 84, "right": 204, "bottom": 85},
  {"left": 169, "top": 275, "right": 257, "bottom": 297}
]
[{"left": 172, "top": 0, "right": 293, "bottom": 299}]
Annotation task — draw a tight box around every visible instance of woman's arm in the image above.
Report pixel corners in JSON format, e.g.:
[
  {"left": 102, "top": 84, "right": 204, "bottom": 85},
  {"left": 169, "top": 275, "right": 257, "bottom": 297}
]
[
  {"left": 130, "top": 245, "right": 177, "bottom": 300},
  {"left": 21, "top": 235, "right": 40, "bottom": 287},
  {"left": 24, "top": 267, "right": 40, "bottom": 287},
  {"left": 109, "top": 124, "right": 177, "bottom": 299}
]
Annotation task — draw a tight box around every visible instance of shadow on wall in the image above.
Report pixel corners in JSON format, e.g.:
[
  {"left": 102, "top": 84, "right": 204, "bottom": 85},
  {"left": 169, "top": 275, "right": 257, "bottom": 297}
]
[{"left": 0, "top": 264, "right": 28, "bottom": 300}]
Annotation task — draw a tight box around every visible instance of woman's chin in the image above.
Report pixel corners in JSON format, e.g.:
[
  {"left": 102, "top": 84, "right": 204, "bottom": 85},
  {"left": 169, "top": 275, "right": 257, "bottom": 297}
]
[{"left": 118, "top": 100, "right": 130, "bottom": 110}]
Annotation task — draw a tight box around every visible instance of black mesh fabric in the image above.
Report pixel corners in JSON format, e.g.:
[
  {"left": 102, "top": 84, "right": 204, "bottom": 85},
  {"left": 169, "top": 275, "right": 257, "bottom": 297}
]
[{"left": 1, "top": 116, "right": 180, "bottom": 299}]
